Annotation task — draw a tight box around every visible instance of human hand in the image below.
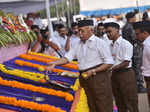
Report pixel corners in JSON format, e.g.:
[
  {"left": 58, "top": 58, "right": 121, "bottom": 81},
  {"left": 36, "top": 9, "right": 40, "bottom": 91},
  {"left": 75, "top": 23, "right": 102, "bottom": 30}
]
[
  {"left": 45, "top": 64, "right": 56, "bottom": 73},
  {"left": 111, "top": 66, "right": 119, "bottom": 72},
  {"left": 52, "top": 44, "right": 60, "bottom": 51},
  {"left": 82, "top": 70, "right": 93, "bottom": 79}
]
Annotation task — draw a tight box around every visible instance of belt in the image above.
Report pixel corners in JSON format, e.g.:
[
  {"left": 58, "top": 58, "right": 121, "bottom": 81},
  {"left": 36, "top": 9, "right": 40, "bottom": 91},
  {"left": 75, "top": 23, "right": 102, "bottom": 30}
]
[
  {"left": 79, "top": 64, "right": 102, "bottom": 74},
  {"left": 113, "top": 67, "right": 132, "bottom": 73}
]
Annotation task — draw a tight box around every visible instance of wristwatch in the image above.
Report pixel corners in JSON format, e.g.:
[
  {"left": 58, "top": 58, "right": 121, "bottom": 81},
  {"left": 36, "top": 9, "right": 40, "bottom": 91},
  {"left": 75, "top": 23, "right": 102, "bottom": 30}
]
[{"left": 92, "top": 69, "right": 96, "bottom": 75}]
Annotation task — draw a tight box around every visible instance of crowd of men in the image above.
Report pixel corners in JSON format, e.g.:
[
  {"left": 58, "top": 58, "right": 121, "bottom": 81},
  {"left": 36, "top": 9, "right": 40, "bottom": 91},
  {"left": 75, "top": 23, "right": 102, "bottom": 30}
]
[{"left": 26, "top": 11, "right": 150, "bottom": 112}]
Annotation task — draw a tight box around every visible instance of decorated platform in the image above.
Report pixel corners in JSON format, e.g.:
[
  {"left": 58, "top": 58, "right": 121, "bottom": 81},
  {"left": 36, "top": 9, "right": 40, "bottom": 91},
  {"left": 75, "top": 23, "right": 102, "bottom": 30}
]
[
  {"left": 0, "top": 10, "right": 119, "bottom": 112},
  {"left": 0, "top": 11, "right": 90, "bottom": 112},
  {"left": 0, "top": 52, "right": 92, "bottom": 112},
  {"left": 0, "top": 52, "right": 119, "bottom": 112}
]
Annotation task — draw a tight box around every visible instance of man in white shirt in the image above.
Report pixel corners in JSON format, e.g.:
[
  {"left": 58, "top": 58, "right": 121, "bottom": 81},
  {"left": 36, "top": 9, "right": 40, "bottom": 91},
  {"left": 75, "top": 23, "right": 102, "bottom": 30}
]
[
  {"left": 45, "top": 20, "right": 114, "bottom": 112},
  {"left": 96, "top": 22, "right": 112, "bottom": 45},
  {"left": 133, "top": 21, "right": 150, "bottom": 107},
  {"left": 105, "top": 22, "right": 139, "bottom": 112},
  {"left": 51, "top": 24, "right": 68, "bottom": 56},
  {"left": 65, "top": 22, "right": 80, "bottom": 52},
  {"left": 33, "top": 13, "right": 44, "bottom": 29}
]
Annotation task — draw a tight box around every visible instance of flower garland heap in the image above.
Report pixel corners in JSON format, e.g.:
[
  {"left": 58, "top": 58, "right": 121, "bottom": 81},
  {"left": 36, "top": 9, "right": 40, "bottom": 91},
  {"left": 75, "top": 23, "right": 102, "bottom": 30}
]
[
  {"left": 0, "top": 76, "right": 74, "bottom": 102},
  {"left": 0, "top": 11, "right": 37, "bottom": 47},
  {"left": 14, "top": 59, "right": 80, "bottom": 77},
  {"left": 0, "top": 96, "right": 66, "bottom": 112},
  {"left": 0, "top": 64, "right": 47, "bottom": 83},
  {"left": 19, "top": 54, "right": 78, "bottom": 70}
]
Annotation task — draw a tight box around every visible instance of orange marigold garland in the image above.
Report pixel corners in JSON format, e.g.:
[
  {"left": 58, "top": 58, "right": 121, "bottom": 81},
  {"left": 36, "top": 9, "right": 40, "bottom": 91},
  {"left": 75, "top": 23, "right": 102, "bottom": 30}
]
[
  {"left": 19, "top": 54, "right": 78, "bottom": 70},
  {"left": 14, "top": 59, "right": 80, "bottom": 76},
  {"left": 0, "top": 96, "right": 66, "bottom": 112},
  {"left": 0, "top": 76, "right": 74, "bottom": 102},
  {"left": 28, "top": 51, "right": 78, "bottom": 64}
]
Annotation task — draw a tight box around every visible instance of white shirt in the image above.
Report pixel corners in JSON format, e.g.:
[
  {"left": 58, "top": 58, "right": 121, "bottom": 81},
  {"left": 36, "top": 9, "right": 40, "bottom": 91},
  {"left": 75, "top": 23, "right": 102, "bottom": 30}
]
[
  {"left": 53, "top": 31, "right": 59, "bottom": 37},
  {"left": 69, "top": 34, "right": 80, "bottom": 50},
  {"left": 51, "top": 35, "right": 67, "bottom": 56},
  {"left": 110, "top": 36, "right": 133, "bottom": 67},
  {"left": 101, "top": 34, "right": 112, "bottom": 45},
  {"left": 65, "top": 35, "right": 114, "bottom": 70},
  {"left": 141, "top": 36, "right": 150, "bottom": 77},
  {"left": 33, "top": 18, "right": 43, "bottom": 29}
]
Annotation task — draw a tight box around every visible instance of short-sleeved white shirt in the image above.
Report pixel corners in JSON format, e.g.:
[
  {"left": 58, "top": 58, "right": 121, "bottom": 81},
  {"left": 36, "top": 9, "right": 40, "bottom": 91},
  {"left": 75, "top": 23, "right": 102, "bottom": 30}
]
[
  {"left": 65, "top": 35, "right": 114, "bottom": 70},
  {"left": 110, "top": 36, "right": 133, "bottom": 67},
  {"left": 51, "top": 35, "right": 67, "bottom": 56}
]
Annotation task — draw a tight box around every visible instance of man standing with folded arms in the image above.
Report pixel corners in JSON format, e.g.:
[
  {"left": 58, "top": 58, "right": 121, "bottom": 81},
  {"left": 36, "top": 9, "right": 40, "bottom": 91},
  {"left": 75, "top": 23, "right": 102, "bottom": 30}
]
[
  {"left": 105, "top": 22, "right": 139, "bottom": 112},
  {"left": 45, "top": 20, "right": 114, "bottom": 112}
]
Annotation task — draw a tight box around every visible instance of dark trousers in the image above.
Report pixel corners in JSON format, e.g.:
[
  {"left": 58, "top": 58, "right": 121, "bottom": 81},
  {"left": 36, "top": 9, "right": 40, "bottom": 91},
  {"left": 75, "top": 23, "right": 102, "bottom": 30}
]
[
  {"left": 79, "top": 71, "right": 113, "bottom": 112},
  {"left": 111, "top": 68, "right": 139, "bottom": 112},
  {"left": 144, "top": 76, "right": 150, "bottom": 107}
]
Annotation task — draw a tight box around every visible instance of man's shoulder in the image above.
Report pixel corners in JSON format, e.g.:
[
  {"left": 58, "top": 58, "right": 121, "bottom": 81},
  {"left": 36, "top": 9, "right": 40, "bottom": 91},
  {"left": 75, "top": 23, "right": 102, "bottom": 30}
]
[
  {"left": 92, "top": 35, "right": 109, "bottom": 48},
  {"left": 93, "top": 35, "right": 105, "bottom": 41},
  {"left": 121, "top": 37, "right": 133, "bottom": 47}
]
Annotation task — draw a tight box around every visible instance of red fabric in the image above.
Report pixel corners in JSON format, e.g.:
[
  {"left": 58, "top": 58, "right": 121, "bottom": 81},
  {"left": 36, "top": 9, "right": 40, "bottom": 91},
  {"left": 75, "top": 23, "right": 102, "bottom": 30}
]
[{"left": 25, "top": 19, "right": 33, "bottom": 27}]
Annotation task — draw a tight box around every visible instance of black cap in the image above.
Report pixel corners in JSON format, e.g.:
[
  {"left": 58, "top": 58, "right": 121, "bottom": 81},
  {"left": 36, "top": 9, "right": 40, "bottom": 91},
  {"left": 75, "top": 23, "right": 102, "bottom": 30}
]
[
  {"left": 104, "top": 22, "right": 120, "bottom": 29},
  {"left": 78, "top": 20, "right": 93, "bottom": 27},
  {"left": 125, "top": 12, "right": 136, "bottom": 20}
]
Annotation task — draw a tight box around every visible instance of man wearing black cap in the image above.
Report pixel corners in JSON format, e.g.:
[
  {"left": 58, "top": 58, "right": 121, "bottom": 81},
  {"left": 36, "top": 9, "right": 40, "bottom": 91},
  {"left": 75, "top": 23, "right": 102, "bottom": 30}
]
[
  {"left": 45, "top": 20, "right": 114, "bottom": 112},
  {"left": 122, "top": 12, "right": 147, "bottom": 93},
  {"left": 133, "top": 21, "right": 150, "bottom": 107},
  {"left": 105, "top": 22, "right": 139, "bottom": 112}
]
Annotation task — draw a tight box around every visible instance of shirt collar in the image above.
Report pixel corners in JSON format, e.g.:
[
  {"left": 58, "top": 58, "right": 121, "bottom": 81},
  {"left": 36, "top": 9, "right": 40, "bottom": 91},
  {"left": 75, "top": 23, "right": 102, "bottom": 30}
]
[
  {"left": 58, "top": 35, "right": 67, "bottom": 39},
  {"left": 80, "top": 34, "right": 95, "bottom": 43},
  {"left": 88, "top": 35, "right": 95, "bottom": 41},
  {"left": 143, "top": 35, "right": 150, "bottom": 45},
  {"left": 114, "top": 36, "right": 122, "bottom": 45},
  {"left": 72, "top": 34, "right": 79, "bottom": 38}
]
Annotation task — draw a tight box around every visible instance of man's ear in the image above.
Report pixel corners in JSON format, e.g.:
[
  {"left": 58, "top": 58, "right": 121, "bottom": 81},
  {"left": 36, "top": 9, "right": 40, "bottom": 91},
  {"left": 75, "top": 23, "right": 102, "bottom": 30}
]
[
  {"left": 143, "top": 31, "right": 149, "bottom": 35},
  {"left": 89, "top": 27, "right": 94, "bottom": 33}
]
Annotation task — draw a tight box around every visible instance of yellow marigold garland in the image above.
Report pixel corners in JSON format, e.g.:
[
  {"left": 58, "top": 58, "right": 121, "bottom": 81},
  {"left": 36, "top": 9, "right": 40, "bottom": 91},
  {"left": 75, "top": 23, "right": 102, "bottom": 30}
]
[
  {"left": 75, "top": 88, "right": 89, "bottom": 112},
  {"left": 14, "top": 59, "right": 80, "bottom": 76},
  {"left": 0, "top": 64, "right": 47, "bottom": 83},
  {"left": 0, "top": 76, "right": 74, "bottom": 102},
  {"left": 0, "top": 96, "right": 66, "bottom": 112}
]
